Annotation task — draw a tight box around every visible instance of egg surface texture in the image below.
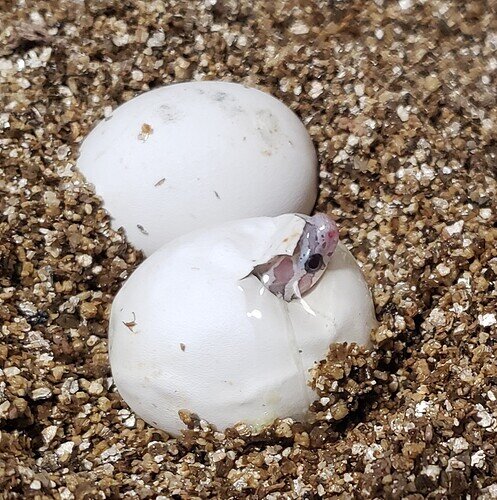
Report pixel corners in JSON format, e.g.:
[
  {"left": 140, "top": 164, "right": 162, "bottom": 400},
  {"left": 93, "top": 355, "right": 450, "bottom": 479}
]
[
  {"left": 109, "top": 214, "right": 377, "bottom": 435},
  {"left": 78, "top": 82, "right": 318, "bottom": 255}
]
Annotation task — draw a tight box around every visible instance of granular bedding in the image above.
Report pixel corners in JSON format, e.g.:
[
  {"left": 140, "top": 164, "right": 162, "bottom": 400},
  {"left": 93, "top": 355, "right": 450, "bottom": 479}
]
[{"left": 0, "top": 0, "right": 496, "bottom": 498}]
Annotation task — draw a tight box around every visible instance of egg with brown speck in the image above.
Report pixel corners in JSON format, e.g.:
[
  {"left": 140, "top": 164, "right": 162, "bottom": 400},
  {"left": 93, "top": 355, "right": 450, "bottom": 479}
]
[{"left": 78, "top": 81, "right": 318, "bottom": 255}]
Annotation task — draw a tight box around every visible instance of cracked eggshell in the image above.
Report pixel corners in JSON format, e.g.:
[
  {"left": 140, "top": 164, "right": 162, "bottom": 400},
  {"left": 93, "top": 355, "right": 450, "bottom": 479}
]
[
  {"left": 109, "top": 214, "right": 377, "bottom": 436},
  {"left": 78, "top": 81, "right": 318, "bottom": 255}
]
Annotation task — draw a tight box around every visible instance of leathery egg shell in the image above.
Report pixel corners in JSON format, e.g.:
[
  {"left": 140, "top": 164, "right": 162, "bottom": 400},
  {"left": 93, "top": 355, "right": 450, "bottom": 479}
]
[
  {"left": 78, "top": 81, "right": 318, "bottom": 255},
  {"left": 109, "top": 214, "right": 377, "bottom": 435}
]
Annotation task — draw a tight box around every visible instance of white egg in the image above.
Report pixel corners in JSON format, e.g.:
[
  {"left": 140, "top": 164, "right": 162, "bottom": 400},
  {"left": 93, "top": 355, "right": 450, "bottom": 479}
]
[
  {"left": 78, "top": 82, "right": 318, "bottom": 255},
  {"left": 109, "top": 214, "right": 377, "bottom": 435}
]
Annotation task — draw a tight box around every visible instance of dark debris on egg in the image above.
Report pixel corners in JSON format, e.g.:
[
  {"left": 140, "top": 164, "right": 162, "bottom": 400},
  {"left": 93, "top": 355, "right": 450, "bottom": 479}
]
[{"left": 1, "top": 0, "right": 496, "bottom": 497}]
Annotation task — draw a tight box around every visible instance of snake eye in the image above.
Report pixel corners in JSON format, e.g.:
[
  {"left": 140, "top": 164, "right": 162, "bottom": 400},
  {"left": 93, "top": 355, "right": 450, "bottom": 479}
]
[{"left": 304, "top": 253, "right": 324, "bottom": 272}]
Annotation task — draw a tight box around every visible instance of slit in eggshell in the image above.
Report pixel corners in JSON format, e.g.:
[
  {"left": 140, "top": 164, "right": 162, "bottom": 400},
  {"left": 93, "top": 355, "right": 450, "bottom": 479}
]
[{"left": 238, "top": 213, "right": 306, "bottom": 284}]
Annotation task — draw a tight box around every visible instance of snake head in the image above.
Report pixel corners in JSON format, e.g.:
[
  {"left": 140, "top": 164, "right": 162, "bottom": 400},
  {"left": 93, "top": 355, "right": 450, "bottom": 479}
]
[{"left": 253, "top": 213, "right": 339, "bottom": 301}]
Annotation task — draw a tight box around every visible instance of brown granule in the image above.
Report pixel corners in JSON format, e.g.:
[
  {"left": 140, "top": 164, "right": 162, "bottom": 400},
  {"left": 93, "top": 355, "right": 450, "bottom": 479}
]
[{"left": 1, "top": 0, "right": 496, "bottom": 498}]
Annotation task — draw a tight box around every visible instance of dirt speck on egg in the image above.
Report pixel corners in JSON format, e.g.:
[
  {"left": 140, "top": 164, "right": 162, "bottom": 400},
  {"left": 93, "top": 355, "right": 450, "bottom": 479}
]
[{"left": 138, "top": 123, "right": 153, "bottom": 141}]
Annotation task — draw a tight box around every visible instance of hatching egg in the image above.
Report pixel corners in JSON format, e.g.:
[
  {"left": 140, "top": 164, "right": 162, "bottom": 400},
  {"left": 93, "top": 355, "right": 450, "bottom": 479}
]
[{"left": 108, "top": 214, "right": 377, "bottom": 435}]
